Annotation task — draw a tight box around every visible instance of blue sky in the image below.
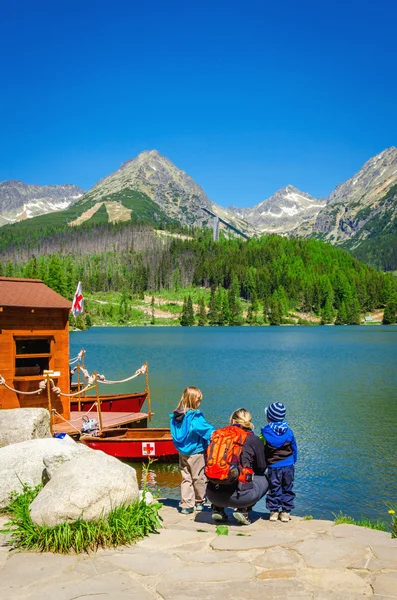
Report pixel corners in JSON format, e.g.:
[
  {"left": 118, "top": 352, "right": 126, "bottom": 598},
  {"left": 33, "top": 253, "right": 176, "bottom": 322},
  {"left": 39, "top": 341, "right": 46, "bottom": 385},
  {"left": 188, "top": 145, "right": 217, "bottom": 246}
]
[{"left": 1, "top": 0, "right": 396, "bottom": 207}]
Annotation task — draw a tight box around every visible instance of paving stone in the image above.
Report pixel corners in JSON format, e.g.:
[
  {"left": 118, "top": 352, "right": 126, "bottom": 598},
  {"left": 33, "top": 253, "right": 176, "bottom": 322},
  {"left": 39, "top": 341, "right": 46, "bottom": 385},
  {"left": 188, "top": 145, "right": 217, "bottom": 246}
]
[
  {"left": 70, "top": 556, "right": 121, "bottom": 576},
  {"left": 257, "top": 568, "right": 297, "bottom": 579},
  {"left": 159, "top": 561, "right": 256, "bottom": 583},
  {"left": 0, "top": 552, "right": 77, "bottom": 588},
  {"left": 24, "top": 571, "right": 156, "bottom": 600},
  {"left": 211, "top": 529, "right": 306, "bottom": 551},
  {"left": 101, "top": 550, "right": 183, "bottom": 575},
  {"left": 294, "top": 537, "right": 369, "bottom": 568},
  {"left": 298, "top": 567, "right": 373, "bottom": 597},
  {"left": 157, "top": 579, "right": 311, "bottom": 600},
  {"left": 332, "top": 523, "right": 395, "bottom": 546},
  {"left": 137, "top": 528, "right": 215, "bottom": 550},
  {"left": 252, "top": 546, "right": 302, "bottom": 569},
  {"left": 173, "top": 549, "right": 243, "bottom": 563},
  {"left": 293, "top": 519, "right": 334, "bottom": 533},
  {"left": 373, "top": 571, "right": 397, "bottom": 597}
]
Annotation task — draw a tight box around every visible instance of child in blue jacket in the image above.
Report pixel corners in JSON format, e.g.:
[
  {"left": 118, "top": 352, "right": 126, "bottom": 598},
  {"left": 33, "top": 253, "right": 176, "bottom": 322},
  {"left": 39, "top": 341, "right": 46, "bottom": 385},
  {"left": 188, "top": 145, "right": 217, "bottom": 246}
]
[
  {"left": 170, "top": 387, "right": 215, "bottom": 514},
  {"left": 261, "top": 402, "right": 298, "bottom": 522}
]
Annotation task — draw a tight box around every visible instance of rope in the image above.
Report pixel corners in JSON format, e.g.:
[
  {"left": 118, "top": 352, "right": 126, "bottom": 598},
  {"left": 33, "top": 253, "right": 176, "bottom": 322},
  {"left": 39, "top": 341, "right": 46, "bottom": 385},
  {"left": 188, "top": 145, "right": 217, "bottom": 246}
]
[
  {"left": 70, "top": 364, "right": 146, "bottom": 386},
  {"left": 96, "top": 364, "right": 147, "bottom": 385},
  {"left": 0, "top": 375, "right": 44, "bottom": 396},
  {"left": 57, "top": 401, "right": 98, "bottom": 423},
  {"left": 69, "top": 349, "right": 85, "bottom": 366},
  {"left": 51, "top": 410, "right": 83, "bottom": 434}
]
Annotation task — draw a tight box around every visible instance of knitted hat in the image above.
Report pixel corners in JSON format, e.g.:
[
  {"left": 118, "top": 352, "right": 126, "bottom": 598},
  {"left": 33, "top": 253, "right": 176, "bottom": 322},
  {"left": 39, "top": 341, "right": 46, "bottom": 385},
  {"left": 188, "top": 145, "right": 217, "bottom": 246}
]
[{"left": 266, "top": 402, "right": 286, "bottom": 422}]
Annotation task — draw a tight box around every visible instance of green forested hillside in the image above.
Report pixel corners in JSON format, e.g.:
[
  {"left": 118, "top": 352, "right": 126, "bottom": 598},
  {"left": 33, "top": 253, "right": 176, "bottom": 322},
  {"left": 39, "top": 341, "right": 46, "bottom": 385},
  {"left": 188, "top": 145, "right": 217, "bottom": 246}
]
[{"left": 1, "top": 225, "right": 395, "bottom": 326}]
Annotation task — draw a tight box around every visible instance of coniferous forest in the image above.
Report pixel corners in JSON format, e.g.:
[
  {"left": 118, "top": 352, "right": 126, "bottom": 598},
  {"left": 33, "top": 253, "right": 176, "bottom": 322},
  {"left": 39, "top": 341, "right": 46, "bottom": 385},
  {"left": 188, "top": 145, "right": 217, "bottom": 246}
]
[{"left": 1, "top": 220, "right": 396, "bottom": 327}]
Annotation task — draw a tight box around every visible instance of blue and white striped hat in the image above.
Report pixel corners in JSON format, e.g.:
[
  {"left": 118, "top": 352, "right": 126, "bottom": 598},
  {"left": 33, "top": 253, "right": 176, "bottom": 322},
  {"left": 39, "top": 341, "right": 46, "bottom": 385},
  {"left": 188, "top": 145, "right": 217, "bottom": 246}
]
[{"left": 266, "top": 402, "right": 286, "bottom": 422}]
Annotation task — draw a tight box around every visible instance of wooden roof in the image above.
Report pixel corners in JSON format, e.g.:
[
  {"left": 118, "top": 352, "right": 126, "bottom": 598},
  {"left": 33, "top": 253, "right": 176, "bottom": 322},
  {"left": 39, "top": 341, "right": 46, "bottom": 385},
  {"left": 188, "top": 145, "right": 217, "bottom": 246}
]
[{"left": 0, "top": 277, "right": 72, "bottom": 309}]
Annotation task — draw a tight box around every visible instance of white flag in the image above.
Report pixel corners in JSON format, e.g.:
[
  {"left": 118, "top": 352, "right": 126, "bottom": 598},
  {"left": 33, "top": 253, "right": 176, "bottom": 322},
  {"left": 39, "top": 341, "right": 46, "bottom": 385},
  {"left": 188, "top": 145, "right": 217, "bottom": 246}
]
[{"left": 72, "top": 282, "right": 84, "bottom": 318}]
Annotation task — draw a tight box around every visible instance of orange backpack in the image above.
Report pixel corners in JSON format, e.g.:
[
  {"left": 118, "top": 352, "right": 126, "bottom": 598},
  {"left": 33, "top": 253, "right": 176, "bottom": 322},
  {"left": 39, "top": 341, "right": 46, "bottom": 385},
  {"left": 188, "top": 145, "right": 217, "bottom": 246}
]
[{"left": 205, "top": 425, "right": 254, "bottom": 485}]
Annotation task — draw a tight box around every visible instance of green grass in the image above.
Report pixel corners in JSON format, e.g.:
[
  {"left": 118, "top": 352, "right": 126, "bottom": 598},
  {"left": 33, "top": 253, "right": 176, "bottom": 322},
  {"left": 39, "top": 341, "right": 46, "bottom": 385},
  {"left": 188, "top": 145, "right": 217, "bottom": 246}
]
[
  {"left": 333, "top": 511, "right": 387, "bottom": 531},
  {"left": 215, "top": 525, "right": 229, "bottom": 535},
  {"left": 0, "top": 483, "right": 163, "bottom": 553}
]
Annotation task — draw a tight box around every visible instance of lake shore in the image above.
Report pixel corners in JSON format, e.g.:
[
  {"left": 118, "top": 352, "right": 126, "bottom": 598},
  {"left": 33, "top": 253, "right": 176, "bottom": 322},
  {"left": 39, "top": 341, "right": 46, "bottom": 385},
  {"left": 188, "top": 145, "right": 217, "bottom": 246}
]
[{"left": 1, "top": 504, "right": 396, "bottom": 599}]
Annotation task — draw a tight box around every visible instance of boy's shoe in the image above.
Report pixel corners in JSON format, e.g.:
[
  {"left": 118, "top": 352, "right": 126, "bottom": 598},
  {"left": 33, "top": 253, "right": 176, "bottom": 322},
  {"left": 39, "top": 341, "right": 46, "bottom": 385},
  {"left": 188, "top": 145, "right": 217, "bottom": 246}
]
[
  {"left": 279, "top": 511, "right": 291, "bottom": 522},
  {"left": 211, "top": 508, "right": 228, "bottom": 522},
  {"left": 234, "top": 509, "right": 251, "bottom": 526},
  {"left": 269, "top": 511, "right": 280, "bottom": 522},
  {"left": 195, "top": 502, "right": 206, "bottom": 512},
  {"left": 180, "top": 507, "right": 194, "bottom": 515}
]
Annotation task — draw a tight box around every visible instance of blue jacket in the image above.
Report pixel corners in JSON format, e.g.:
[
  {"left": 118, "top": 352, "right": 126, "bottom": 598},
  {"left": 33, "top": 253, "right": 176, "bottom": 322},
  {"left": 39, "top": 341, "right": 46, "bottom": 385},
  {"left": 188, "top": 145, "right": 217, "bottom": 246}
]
[
  {"left": 261, "top": 421, "right": 298, "bottom": 468},
  {"left": 170, "top": 409, "right": 215, "bottom": 456}
]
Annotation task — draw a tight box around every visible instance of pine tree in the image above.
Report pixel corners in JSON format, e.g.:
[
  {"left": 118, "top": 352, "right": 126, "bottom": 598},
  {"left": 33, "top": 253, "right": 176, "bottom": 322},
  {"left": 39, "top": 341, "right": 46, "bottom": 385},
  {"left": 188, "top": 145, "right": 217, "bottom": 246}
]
[
  {"left": 228, "top": 275, "right": 243, "bottom": 325},
  {"left": 383, "top": 296, "right": 397, "bottom": 324},
  {"left": 321, "top": 293, "right": 335, "bottom": 324},
  {"left": 269, "top": 297, "right": 282, "bottom": 325},
  {"left": 180, "top": 296, "right": 189, "bottom": 326},
  {"left": 335, "top": 301, "right": 348, "bottom": 325},
  {"left": 207, "top": 284, "right": 218, "bottom": 326},
  {"left": 198, "top": 296, "right": 207, "bottom": 326},
  {"left": 150, "top": 296, "right": 155, "bottom": 325},
  {"left": 186, "top": 295, "right": 195, "bottom": 325}
]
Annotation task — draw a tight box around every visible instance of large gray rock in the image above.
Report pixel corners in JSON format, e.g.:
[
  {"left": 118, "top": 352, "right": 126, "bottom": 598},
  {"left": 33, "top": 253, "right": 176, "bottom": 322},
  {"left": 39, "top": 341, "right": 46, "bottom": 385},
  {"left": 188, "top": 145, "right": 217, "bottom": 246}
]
[
  {"left": 0, "top": 437, "right": 85, "bottom": 509},
  {"left": 29, "top": 450, "right": 139, "bottom": 526},
  {"left": 43, "top": 434, "right": 91, "bottom": 481},
  {"left": 0, "top": 408, "right": 51, "bottom": 447}
]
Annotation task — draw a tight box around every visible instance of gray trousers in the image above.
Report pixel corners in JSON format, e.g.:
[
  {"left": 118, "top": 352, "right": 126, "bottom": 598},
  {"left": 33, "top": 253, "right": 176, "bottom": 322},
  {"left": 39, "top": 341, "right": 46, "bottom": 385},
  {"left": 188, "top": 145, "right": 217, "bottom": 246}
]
[
  {"left": 206, "top": 475, "right": 269, "bottom": 510},
  {"left": 179, "top": 452, "right": 206, "bottom": 509}
]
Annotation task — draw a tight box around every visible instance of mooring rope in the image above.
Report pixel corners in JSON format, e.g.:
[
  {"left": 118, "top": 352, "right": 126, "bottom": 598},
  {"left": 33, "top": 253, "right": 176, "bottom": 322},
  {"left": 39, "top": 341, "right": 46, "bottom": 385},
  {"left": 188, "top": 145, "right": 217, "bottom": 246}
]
[
  {"left": 69, "top": 349, "right": 85, "bottom": 366},
  {"left": 0, "top": 363, "right": 146, "bottom": 397},
  {"left": 51, "top": 409, "right": 84, "bottom": 433},
  {"left": 74, "top": 364, "right": 146, "bottom": 385},
  {"left": 0, "top": 375, "right": 44, "bottom": 395}
]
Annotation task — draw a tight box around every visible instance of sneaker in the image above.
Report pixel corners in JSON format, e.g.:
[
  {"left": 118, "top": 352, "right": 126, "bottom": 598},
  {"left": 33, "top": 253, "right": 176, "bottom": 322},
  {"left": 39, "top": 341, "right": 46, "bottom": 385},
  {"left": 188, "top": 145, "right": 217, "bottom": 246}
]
[
  {"left": 180, "top": 507, "right": 194, "bottom": 515},
  {"left": 234, "top": 509, "right": 251, "bottom": 526},
  {"left": 269, "top": 511, "right": 280, "bottom": 522},
  {"left": 279, "top": 511, "right": 291, "bottom": 522},
  {"left": 211, "top": 508, "right": 228, "bottom": 522},
  {"left": 195, "top": 502, "right": 206, "bottom": 512}
]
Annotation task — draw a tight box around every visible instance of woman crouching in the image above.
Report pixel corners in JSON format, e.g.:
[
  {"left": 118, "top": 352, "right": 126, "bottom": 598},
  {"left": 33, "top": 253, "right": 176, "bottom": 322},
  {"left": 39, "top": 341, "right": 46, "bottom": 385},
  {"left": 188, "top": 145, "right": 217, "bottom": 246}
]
[{"left": 206, "top": 408, "right": 268, "bottom": 525}]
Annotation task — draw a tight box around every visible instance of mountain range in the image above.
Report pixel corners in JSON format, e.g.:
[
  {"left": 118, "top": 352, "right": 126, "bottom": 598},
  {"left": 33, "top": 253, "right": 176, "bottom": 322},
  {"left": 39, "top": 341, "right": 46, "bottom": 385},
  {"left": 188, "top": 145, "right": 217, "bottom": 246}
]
[
  {"left": 0, "top": 181, "right": 84, "bottom": 226},
  {"left": 1, "top": 147, "right": 396, "bottom": 269}
]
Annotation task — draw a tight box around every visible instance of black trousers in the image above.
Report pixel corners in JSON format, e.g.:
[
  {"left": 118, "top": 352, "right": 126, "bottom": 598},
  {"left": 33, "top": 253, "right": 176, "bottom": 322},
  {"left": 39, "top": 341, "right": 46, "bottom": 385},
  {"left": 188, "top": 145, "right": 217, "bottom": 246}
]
[{"left": 206, "top": 475, "right": 268, "bottom": 510}]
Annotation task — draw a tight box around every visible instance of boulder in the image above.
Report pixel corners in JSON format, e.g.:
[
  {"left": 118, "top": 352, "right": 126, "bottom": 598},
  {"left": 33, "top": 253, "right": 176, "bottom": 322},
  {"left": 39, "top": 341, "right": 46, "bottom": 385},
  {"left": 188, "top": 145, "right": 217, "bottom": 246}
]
[
  {"left": 29, "top": 450, "right": 139, "bottom": 526},
  {"left": 0, "top": 436, "right": 91, "bottom": 509},
  {"left": 0, "top": 437, "right": 71, "bottom": 509},
  {"left": 0, "top": 408, "right": 51, "bottom": 447},
  {"left": 43, "top": 434, "right": 91, "bottom": 481}
]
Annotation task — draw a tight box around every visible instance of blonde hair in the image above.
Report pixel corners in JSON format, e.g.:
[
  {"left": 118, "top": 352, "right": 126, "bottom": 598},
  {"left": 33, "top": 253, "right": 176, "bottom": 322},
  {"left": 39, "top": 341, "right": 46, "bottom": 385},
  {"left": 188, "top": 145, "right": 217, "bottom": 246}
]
[
  {"left": 230, "top": 408, "right": 254, "bottom": 430},
  {"left": 176, "top": 386, "right": 203, "bottom": 413}
]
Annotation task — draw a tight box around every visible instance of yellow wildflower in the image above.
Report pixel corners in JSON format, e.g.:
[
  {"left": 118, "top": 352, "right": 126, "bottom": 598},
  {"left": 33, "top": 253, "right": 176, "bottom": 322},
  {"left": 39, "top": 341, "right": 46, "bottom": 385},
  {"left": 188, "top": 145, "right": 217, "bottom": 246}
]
[{"left": 388, "top": 509, "right": 395, "bottom": 515}]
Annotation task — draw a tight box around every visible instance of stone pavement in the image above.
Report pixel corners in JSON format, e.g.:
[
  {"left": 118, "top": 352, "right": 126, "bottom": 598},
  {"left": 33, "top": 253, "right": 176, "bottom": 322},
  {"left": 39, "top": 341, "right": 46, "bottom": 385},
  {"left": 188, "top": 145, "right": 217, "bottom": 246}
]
[{"left": 1, "top": 503, "right": 396, "bottom": 600}]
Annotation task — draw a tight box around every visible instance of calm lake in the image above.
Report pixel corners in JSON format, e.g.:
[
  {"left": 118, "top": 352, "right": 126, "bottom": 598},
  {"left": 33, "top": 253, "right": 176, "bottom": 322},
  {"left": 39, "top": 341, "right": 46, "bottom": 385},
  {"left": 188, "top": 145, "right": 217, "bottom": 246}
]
[{"left": 71, "top": 326, "right": 397, "bottom": 521}]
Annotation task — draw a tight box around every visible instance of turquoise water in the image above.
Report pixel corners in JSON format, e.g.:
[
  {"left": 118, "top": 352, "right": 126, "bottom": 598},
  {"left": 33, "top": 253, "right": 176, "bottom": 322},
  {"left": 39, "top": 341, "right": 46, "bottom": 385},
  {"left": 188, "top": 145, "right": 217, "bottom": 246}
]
[{"left": 71, "top": 326, "right": 397, "bottom": 521}]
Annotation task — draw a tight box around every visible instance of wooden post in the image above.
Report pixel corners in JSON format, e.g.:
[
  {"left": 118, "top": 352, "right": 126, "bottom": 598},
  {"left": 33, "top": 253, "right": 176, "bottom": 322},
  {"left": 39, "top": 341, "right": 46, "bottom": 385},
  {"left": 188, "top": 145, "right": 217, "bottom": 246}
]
[
  {"left": 145, "top": 361, "right": 152, "bottom": 422},
  {"left": 94, "top": 371, "right": 103, "bottom": 434},
  {"left": 46, "top": 373, "right": 53, "bottom": 436},
  {"left": 77, "top": 363, "right": 82, "bottom": 411}
]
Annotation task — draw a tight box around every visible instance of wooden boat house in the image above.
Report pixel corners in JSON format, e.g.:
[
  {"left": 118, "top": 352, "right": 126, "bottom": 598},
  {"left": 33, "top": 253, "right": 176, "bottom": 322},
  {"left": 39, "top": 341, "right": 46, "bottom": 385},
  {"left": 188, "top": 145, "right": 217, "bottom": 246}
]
[{"left": 0, "top": 277, "right": 72, "bottom": 422}]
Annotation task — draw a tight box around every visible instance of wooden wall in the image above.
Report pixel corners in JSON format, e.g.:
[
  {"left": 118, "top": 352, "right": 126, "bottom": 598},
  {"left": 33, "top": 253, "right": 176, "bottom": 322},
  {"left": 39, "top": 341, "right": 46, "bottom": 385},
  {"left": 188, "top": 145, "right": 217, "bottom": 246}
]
[{"left": 0, "top": 307, "right": 70, "bottom": 421}]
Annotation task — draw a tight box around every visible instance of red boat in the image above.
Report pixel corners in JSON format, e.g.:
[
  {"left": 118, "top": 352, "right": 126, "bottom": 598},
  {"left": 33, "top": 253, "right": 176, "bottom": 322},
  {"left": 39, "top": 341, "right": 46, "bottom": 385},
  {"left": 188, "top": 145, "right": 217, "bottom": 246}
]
[
  {"left": 70, "top": 390, "right": 147, "bottom": 413},
  {"left": 80, "top": 428, "right": 178, "bottom": 461}
]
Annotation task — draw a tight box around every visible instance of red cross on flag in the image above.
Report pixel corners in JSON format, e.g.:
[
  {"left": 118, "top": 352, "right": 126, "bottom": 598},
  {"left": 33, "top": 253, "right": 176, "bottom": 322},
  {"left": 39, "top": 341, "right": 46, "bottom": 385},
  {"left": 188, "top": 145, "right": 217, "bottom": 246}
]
[{"left": 72, "top": 282, "right": 84, "bottom": 318}]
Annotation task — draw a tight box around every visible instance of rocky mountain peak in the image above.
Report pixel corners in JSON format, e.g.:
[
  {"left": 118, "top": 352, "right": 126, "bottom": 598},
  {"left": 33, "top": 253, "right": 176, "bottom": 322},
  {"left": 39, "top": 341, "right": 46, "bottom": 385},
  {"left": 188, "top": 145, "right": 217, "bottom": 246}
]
[{"left": 0, "top": 181, "right": 84, "bottom": 226}]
